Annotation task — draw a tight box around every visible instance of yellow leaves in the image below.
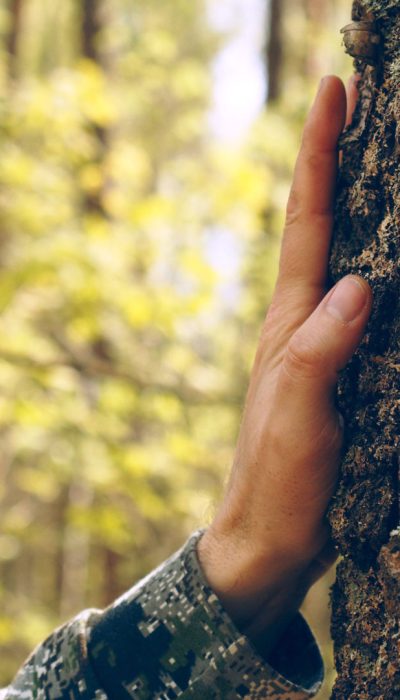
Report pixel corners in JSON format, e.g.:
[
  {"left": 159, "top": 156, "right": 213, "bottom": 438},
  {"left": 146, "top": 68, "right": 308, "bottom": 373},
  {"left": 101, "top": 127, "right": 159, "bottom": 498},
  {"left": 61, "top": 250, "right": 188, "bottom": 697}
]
[
  {"left": 176, "top": 490, "right": 211, "bottom": 522},
  {"left": 2, "top": 501, "right": 35, "bottom": 536},
  {"left": 163, "top": 345, "right": 198, "bottom": 374},
  {"left": 0, "top": 0, "right": 294, "bottom": 682},
  {"left": 179, "top": 249, "right": 216, "bottom": 286},
  {"left": 79, "top": 164, "right": 103, "bottom": 195},
  {"left": 211, "top": 148, "right": 272, "bottom": 222},
  {"left": 173, "top": 110, "right": 204, "bottom": 142},
  {"left": 20, "top": 613, "right": 56, "bottom": 650},
  {"left": 84, "top": 506, "right": 131, "bottom": 548},
  {"left": 130, "top": 196, "right": 176, "bottom": 229},
  {"left": 15, "top": 468, "right": 60, "bottom": 502},
  {"left": 141, "top": 29, "right": 178, "bottom": 64},
  {"left": 108, "top": 142, "right": 152, "bottom": 194},
  {"left": 98, "top": 380, "right": 137, "bottom": 418},
  {"left": 118, "top": 286, "right": 179, "bottom": 334},
  {"left": 0, "top": 617, "right": 14, "bottom": 644},
  {"left": 121, "top": 446, "right": 153, "bottom": 478},
  {"left": 146, "top": 394, "right": 183, "bottom": 425},
  {"left": 0, "top": 146, "right": 34, "bottom": 187},
  {"left": 167, "top": 432, "right": 201, "bottom": 466},
  {"left": 171, "top": 60, "right": 210, "bottom": 101},
  {"left": 0, "top": 610, "right": 55, "bottom": 659},
  {"left": 255, "top": 112, "right": 299, "bottom": 172},
  {"left": 119, "top": 288, "right": 154, "bottom": 329},
  {"left": 14, "top": 398, "right": 55, "bottom": 429},
  {"left": 76, "top": 59, "right": 117, "bottom": 127},
  {"left": 82, "top": 213, "right": 110, "bottom": 239},
  {"left": 130, "top": 482, "right": 169, "bottom": 521},
  {"left": 13, "top": 80, "right": 53, "bottom": 132}
]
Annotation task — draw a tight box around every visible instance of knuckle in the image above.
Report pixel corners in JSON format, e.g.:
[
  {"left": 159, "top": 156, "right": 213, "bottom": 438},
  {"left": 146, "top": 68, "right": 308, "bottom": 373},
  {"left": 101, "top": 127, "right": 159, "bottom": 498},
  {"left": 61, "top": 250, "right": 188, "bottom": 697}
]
[
  {"left": 313, "top": 417, "right": 343, "bottom": 457},
  {"left": 285, "top": 187, "right": 303, "bottom": 228},
  {"left": 328, "top": 421, "right": 344, "bottom": 454},
  {"left": 305, "top": 150, "right": 321, "bottom": 173},
  {"left": 284, "top": 334, "right": 326, "bottom": 380},
  {"left": 257, "top": 301, "right": 297, "bottom": 366}
]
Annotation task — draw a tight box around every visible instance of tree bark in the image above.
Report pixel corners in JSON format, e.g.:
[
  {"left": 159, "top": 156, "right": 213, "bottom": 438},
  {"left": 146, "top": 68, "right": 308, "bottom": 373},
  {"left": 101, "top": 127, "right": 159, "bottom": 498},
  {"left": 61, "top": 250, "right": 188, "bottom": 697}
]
[{"left": 329, "top": 1, "right": 400, "bottom": 697}]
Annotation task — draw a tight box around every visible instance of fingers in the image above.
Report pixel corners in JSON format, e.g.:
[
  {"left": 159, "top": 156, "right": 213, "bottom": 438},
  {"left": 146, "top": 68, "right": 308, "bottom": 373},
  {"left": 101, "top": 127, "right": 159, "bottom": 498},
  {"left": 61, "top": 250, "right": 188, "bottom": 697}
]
[
  {"left": 277, "top": 76, "right": 347, "bottom": 303},
  {"left": 339, "top": 74, "right": 360, "bottom": 168},
  {"left": 278, "top": 275, "right": 372, "bottom": 411},
  {"left": 345, "top": 74, "right": 360, "bottom": 127}
]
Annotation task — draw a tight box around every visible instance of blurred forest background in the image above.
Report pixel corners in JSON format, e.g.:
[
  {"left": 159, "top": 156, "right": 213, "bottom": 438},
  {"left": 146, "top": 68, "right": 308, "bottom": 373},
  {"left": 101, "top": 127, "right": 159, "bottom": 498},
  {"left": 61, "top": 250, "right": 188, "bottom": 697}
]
[{"left": 0, "top": 0, "right": 351, "bottom": 695}]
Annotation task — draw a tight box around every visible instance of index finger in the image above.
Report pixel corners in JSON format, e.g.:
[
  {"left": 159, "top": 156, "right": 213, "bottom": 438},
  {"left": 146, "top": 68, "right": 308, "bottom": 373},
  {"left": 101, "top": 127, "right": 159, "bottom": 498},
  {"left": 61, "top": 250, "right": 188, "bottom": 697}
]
[{"left": 277, "top": 76, "right": 347, "bottom": 305}]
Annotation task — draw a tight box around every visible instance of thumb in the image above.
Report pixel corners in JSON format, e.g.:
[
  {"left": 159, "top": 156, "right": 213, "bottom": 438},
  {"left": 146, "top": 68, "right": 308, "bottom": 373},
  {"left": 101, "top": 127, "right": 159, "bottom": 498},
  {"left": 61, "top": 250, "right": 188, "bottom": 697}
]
[{"left": 279, "top": 275, "right": 372, "bottom": 408}]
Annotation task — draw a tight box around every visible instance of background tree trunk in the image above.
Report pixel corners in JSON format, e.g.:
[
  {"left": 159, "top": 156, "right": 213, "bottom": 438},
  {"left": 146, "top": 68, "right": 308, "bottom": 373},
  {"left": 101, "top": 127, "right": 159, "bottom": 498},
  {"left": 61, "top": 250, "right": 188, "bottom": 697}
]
[
  {"left": 82, "top": 0, "right": 102, "bottom": 63},
  {"left": 266, "top": 0, "right": 284, "bottom": 103},
  {"left": 81, "top": 0, "right": 110, "bottom": 217},
  {"left": 58, "top": 0, "right": 110, "bottom": 619},
  {"left": 264, "top": 0, "right": 340, "bottom": 104},
  {"left": 329, "top": 1, "right": 400, "bottom": 697},
  {"left": 7, "top": 0, "right": 23, "bottom": 81}
]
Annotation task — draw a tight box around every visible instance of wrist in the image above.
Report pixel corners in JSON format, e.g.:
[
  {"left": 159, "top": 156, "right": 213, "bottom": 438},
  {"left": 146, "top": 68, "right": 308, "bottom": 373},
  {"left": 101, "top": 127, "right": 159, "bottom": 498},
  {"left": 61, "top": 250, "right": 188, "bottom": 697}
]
[{"left": 197, "top": 527, "right": 309, "bottom": 653}]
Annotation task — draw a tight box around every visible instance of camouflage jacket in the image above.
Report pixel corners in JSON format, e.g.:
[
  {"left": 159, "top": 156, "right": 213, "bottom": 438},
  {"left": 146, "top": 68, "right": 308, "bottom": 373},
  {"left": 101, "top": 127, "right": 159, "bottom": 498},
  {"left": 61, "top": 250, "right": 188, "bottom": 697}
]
[{"left": 1, "top": 532, "right": 323, "bottom": 699}]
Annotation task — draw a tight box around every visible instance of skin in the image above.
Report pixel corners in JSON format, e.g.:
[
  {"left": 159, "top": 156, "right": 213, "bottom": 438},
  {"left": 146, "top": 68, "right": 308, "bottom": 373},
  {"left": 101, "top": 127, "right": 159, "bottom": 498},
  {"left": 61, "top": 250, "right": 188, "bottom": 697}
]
[{"left": 198, "top": 75, "right": 372, "bottom": 654}]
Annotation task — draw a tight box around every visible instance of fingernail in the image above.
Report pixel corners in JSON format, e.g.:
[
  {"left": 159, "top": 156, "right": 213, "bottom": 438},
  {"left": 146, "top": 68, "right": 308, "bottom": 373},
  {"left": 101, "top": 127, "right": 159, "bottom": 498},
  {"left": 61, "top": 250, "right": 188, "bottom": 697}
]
[{"left": 326, "top": 276, "right": 368, "bottom": 323}]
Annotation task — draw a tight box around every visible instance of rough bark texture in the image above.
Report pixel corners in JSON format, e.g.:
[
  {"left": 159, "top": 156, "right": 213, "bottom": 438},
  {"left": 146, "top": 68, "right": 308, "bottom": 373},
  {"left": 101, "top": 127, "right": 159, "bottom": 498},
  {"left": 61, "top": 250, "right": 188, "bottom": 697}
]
[{"left": 329, "top": 1, "right": 400, "bottom": 698}]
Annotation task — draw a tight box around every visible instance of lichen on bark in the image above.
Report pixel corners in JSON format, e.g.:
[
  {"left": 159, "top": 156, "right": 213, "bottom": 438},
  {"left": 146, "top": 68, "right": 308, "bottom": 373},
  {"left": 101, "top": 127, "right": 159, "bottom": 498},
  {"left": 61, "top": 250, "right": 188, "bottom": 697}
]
[{"left": 328, "top": 1, "right": 400, "bottom": 697}]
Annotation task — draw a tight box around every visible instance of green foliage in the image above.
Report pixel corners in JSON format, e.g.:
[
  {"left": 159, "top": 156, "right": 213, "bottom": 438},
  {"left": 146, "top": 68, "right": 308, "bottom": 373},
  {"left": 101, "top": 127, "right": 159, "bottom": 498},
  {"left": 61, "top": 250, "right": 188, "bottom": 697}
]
[{"left": 0, "top": 0, "right": 351, "bottom": 688}]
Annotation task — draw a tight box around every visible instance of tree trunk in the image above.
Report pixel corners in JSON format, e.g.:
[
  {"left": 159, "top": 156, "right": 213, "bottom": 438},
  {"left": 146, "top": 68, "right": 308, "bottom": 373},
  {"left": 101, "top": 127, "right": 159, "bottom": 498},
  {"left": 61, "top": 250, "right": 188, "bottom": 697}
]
[
  {"left": 329, "top": 1, "right": 400, "bottom": 697},
  {"left": 82, "top": 0, "right": 102, "bottom": 63},
  {"left": 7, "top": 0, "right": 23, "bottom": 81},
  {"left": 81, "top": 0, "right": 110, "bottom": 217},
  {"left": 266, "top": 0, "right": 284, "bottom": 103}
]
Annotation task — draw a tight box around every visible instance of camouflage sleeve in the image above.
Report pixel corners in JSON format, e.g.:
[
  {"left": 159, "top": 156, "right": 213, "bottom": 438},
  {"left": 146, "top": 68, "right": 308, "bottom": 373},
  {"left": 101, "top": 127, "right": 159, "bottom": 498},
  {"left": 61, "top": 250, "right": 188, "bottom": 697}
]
[{"left": 2, "top": 531, "right": 323, "bottom": 699}]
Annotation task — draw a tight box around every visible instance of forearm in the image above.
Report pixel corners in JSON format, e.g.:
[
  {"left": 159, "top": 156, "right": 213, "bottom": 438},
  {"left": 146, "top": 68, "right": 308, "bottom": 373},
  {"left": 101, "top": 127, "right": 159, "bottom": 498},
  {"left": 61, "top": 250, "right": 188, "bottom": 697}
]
[{"left": 197, "top": 527, "right": 309, "bottom": 655}]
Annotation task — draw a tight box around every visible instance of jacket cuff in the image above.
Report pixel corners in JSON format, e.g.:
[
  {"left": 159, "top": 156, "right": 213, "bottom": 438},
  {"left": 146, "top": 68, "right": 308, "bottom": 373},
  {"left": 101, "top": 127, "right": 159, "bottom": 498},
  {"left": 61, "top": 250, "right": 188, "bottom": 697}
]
[
  {"left": 4, "top": 610, "right": 107, "bottom": 699},
  {"left": 88, "top": 531, "right": 323, "bottom": 699}
]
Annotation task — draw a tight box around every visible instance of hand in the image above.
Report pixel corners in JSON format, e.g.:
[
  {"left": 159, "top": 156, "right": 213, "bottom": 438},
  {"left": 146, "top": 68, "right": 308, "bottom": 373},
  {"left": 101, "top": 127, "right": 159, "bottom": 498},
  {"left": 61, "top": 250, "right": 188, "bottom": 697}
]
[{"left": 198, "top": 75, "right": 372, "bottom": 652}]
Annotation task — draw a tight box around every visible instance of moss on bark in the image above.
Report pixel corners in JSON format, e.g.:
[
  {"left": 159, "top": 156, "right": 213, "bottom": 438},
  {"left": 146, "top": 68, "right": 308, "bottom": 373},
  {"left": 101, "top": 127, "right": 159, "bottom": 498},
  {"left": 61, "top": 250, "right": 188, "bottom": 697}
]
[{"left": 328, "top": 1, "right": 400, "bottom": 697}]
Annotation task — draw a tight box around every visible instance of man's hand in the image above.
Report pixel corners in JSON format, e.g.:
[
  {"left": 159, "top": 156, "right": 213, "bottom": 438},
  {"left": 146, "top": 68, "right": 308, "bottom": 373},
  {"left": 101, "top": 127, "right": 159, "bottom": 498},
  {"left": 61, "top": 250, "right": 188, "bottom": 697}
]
[{"left": 198, "top": 76, "right": 372, "bottom": 651}]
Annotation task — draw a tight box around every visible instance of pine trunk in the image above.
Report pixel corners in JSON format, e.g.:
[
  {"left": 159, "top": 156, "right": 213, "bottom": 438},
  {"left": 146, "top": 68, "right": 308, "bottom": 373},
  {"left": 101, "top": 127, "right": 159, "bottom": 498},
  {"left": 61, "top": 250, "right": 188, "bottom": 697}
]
[{"left": 329, "top": 1, "right": 400, "bottom": 698}]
